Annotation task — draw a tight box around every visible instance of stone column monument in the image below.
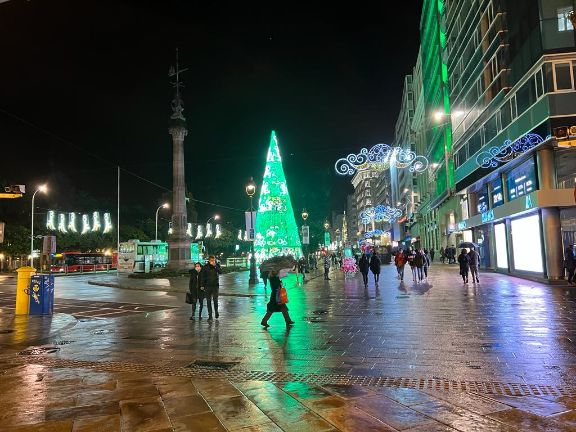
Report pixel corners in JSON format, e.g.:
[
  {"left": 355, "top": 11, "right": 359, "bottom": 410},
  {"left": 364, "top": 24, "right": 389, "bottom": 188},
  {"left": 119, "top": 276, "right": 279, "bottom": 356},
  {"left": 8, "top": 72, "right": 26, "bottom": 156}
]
[{"left": 167, "top": 49, "right": 191, "bottom": 269}]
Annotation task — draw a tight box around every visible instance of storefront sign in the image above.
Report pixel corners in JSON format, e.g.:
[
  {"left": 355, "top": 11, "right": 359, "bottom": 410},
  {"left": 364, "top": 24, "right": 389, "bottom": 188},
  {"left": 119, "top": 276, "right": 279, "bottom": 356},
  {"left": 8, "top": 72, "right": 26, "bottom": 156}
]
[
  {"left": 481, "top": 209, "right": 495, "bottom": 223},
  {"left": 525, "top": 195, "right": 533, "bottom": 209},
  {"left": 457, "top": 221, "right": 467, "bottom": 230}
]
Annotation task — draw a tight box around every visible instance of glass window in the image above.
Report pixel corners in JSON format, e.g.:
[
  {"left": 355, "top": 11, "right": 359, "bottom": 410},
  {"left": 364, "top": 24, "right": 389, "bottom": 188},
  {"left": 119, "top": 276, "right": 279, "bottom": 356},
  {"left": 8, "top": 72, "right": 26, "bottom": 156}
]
[
  {"left": 455, "top": 145, "right": 467, "bottom": 168},
  {"left": 555, "top": 62, "right": 573, "bottom": 90},
  {"left": 535, "top": 69, "right": 544, "bottom": 98},
  {"left": 491, "top": 176, "right": 504, "bottom": 208},
  {"left": 506, "top": 158, "right": 537, "bottom": 201},
  {"left": 511, "top": 214, "right": 544, "bottom": 273},
  {"left": 477, "top": 186, "right": 489, "bottom": 213},
  {"left": 484, "top": 113, "right": 499, "bottom": 144},
  {"left": 516, "top": 79, "right": 536, "bottom": 114},
  {"left": 543, "top": 63, "right": 554, "bottom": 93},
  {"left": 494, "top": 223, "right": 508, "bottom": 269},
  {"left": 558, "top": 6, "right": 574, "bottom": 31},
  {"left": 501, "top": 100, "right": 512, "bottom": 129},
  {"left": 468, "top": 131, "right": 482, "bottom": 156}
]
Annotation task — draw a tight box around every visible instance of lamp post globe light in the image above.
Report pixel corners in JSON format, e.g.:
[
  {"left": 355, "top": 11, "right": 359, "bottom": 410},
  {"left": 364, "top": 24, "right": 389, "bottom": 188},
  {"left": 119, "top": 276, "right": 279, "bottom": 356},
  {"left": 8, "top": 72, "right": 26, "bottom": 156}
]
[
  {"left": 31, "top": 184, "right": 47, "bottom": 267},
  {"left": 155, "top": 203, "right": 170, "bottom": 241},
  {"left": 245, "top": 177, "right": 258, "bottom": 285},
  {"left": 206, "top": 214, "right": 220, "bottom": 225},
  {"left": 301, "top": 209, "right": 309, "bottom": 265}
]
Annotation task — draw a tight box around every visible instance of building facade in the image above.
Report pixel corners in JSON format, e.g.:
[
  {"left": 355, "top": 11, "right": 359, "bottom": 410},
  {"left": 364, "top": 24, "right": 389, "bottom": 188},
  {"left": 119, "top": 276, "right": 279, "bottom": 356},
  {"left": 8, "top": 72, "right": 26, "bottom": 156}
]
[{"left": 412, "top": 0, "right": 576, "bottom": 281}]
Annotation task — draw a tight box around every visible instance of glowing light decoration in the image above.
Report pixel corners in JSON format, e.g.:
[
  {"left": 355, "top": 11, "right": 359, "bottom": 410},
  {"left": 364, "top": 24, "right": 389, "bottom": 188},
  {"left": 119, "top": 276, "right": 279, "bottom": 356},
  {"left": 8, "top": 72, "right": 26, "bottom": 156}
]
[
  {"left": 82, "top": 214, "right": 91, "bottom": 234},
  {"left": 254, "top": 131, "right": 303, "bottom": 261},
  {"left": 476, "top": 133, "right": 546, "bottom": 168},
  {"left": 103, "top": 213, "right": 113, "bottom": 233},
  {"left": 359, "top": 205, "right": 403, "bottom": 224},
  {"left": 186, "top": 223, "right": 193, "bottom": 237},
  {"left": 205, "top": 223, "right": 213, "bottom": 238},
  {"left": 215, "top": 224, "right": 222, "bottom": 239},
  {"left": 92, "top": 212, "right": 101, "bottom": 232},
  {"left": 195, "top": 225, "right": 204, "bottom": 240},
  {"left": 68, "top": 212, "right": 77, "bottom": 233},
  {"left": 168, "top": 222, "right": 173, "bottom": 235},
  {"left": 335, "top": 143, "right": 429, "bottom": 176},
  {"left": 46, "top": 211, "right": 56, "bottom": 230},
  {"left": 364, "top": 229, "right": 390, "bottom": 239},
  {"left": 238, "top": 229, "right": 243, "bottom": 240},
  {"left": 57, "top": 214, "right": 67, "bottom": 233}
]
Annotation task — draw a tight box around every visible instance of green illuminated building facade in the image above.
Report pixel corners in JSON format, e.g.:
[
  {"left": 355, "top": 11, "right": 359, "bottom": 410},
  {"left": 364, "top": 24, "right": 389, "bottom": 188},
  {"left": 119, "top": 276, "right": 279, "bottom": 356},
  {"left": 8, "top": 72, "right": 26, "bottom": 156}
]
[{"left": 254, "top": 131, "right": 303, "bottom": 261}]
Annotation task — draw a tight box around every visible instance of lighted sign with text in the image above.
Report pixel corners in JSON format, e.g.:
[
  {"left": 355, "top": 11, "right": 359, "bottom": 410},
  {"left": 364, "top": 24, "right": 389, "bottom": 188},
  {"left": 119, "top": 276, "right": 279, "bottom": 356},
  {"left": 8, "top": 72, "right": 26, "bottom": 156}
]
[{"left": 481, "top": 210, "right": 495, "bottom": 224}]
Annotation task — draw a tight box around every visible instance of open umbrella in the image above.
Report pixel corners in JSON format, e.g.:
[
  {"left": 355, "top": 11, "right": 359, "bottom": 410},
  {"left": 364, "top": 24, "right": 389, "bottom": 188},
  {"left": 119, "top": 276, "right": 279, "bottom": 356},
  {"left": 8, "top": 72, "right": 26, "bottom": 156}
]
[
  {"left": 259, "top": 256, "right": 297, "bottom": 272},
  {"left": 458, "top": 241, "right": 479, "bottom": 249}
]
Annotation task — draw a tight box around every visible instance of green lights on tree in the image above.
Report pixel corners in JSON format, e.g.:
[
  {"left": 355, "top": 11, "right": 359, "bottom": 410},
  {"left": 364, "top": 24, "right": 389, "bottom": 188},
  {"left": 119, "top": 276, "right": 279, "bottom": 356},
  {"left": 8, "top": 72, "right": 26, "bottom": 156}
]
[{"left": 254, "top": 131, "right": 303, "bottom": 261}]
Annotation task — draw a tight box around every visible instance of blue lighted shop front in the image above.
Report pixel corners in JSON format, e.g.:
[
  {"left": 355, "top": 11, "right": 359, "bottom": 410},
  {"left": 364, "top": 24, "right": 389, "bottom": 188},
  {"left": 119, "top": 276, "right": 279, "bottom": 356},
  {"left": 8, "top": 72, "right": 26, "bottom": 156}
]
[{"left": 27, "top": 275, "right": 55, "bottom": 315}]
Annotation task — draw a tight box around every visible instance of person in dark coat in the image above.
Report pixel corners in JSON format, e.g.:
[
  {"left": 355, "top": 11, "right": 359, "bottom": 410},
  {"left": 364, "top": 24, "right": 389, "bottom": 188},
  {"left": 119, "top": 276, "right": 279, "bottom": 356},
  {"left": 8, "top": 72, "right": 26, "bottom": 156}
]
[
  {"left": 564, "top": 246, "right": 576, "bottom": 285},
  {"left": 260, "top": 270, "right": 295, "bottom": 328},
  {"left": 201, "top": 255, "right": 222, "bottom": 321},
  {"left": 358, "top": 253, "right": 370, "bottom": 287},
  {"left": 440, "top": 247, "right": 445, "bottom": 264},
  {"left": 457, "top": 249, "right": 470, "bottom": 283},
  {"left": 468, "top": 246, "right": 480, "bottom": 283},
  {"left": 430, "top": 248, "right": 435, "bottom": 262},
  {"left": 414, "top": 250, "right": 424, "bottom": 282},
  {"left": 369, "top": 254, "right": 381, "bottom": 285},
  {"left": 188, "top": 262, "right": 204, "bottom": 320}
]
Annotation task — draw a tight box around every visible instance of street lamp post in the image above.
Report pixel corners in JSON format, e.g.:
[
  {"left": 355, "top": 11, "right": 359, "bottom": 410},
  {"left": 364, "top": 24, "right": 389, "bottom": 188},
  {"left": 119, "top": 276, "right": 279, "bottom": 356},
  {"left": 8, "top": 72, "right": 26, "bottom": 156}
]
[
  {"left": 155, "top": 203, "right": 170, "bottom": 241},
  {"left": 245, "top": 177, "right": 258, "bottom": 285},
  {"left": 206, "top": 214, "right": 220, "bottom": 226},
  {"left": 31, "top": 184, "right": 47, "bottom": 267}
]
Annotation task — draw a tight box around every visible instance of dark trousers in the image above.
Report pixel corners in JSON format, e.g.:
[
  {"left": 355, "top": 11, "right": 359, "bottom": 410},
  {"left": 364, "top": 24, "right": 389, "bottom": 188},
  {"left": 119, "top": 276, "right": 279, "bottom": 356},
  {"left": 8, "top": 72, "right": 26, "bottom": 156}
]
[
  {"left": 373, "top": 273, "right": 380, "bottom": 283},
  {"left": 396, "top": 265, "right": 405, "bottom": 280},
  {"left": 470, "top": 266, "right": 479, "bottom": 282},
  {"left": 191, "top": 296, "right": 204, "bottom": 317},
  {"left": 324, "top": 267, "right": 330, "bottom": 279},
  {"left": 461, "top": 269, "right": 469, "bottom": 282},
  {"left": 416, "top": 266, "right": 424, "bottom": 281},
  {"left": 361, "top": 271, "right": 368, "bottom": 286},
  {"left": 423, "top": 265, "right": 428, "bottom": 278},
  {"left": 205, "top": 286, "right": 219, "bottom": 317},
  {"left": 567, "top": 268, "right": 575, "bottom": 284}
]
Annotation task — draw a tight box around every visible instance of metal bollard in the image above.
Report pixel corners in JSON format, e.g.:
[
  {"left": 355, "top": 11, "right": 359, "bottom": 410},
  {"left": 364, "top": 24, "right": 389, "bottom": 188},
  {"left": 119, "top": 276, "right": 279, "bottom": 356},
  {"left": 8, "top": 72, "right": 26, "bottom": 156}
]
[{"left": 15, "top": 266, "right": 36, "bottom": 314}]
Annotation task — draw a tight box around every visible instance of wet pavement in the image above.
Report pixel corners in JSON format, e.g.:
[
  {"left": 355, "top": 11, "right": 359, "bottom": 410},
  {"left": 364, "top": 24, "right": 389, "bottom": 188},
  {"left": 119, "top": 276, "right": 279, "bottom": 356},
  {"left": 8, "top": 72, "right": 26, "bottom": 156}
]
[{"left": 1, "top": 264, "right": 576, "bottom": 430}]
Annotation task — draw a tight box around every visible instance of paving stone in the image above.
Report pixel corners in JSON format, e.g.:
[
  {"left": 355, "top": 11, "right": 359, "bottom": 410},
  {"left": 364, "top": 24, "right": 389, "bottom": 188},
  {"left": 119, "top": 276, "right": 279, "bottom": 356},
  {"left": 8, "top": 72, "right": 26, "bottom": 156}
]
[
  {"left": 231, "top": 422, "right": 283, "bottom": 432},
  {"left": 3, "top": 420, "right": 73, "bottom": 432},
  {"left": 76, "top": 384, "right": 159, "bottom": 406},
  {"left": 157, "top": 382, "right": 198, "bottom": 399},
  {"left": 488, "top": 408, "right": 568, "bottom": 432},
  {"left": 354, "top": 395, "right": 436, "bottom": 430},
  {"left": 45, "top": 401, "right": 120, "bottom": 422},
  {"left": 208, "top": 395, "right": 271, "bottom": 430},
  {"left": 119, "top": 396, "right": 171, "bottom": 431},
  {"left": 162, "top": 394, "right": 212, "bottom": 418},
  {"left": 170, "top": 412, "right": 227, "bottom": 432},
  {"left": 319, "top": 406, "right": 397, "bottom": 431},
  {"left": 71, "top": 414, "right": 121, "bottom": 431},
  {"left": 488, "top": 394, "right": 572, "bottom": 417}
]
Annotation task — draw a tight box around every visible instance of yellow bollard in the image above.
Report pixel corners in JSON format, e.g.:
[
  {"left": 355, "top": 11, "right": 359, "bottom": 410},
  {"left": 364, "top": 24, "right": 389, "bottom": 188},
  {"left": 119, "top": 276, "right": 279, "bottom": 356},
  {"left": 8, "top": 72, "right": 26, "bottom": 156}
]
[{"left": 15, "top": 266, "right": 36, "bottom": 314}]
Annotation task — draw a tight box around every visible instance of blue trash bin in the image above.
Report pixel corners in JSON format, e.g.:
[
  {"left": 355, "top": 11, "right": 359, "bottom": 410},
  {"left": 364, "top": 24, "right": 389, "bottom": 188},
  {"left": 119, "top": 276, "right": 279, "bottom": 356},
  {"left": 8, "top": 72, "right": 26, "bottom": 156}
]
[{"left": 28, "top": 275, "right": 55, "bottom": 315}]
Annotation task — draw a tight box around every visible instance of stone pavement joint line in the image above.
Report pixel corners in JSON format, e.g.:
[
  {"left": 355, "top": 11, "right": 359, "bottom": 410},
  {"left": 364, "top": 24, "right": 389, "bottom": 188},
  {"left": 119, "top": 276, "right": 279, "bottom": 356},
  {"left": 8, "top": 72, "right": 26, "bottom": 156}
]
[{"left": 7, "top": 354, "right": 576, "bottom": 397}]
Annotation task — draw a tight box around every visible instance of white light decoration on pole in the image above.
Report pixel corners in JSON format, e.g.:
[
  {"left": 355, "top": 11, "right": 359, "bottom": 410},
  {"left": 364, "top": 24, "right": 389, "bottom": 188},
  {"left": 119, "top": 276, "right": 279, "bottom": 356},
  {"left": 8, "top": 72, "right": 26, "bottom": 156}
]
[
  {"left": 46, "top": 210, "right": 56, "bottom": 230},
  {"left": 195, "top": 225, "right": 204, "bottom": 240},
  {"left": 215, "top": 224, "right": 222, "bottom": 238},
  {"left": 205, "top": 223, "right": 213, "bottom": 238},
  {"left": 238, "top": 229, "right": 243, "bottom": 240},
  {"left": 57, "top": 213, "right": 68, "bottom": 233},
  {"left": 82, "top": 214, "right": 91, "bottom": 234},
  {"left": 68, "top": 212, "right": 77, "bottom": 232},
  {"left": 103, "top": 213, "right": 113, "bottom": 233},
  {"left": 186, "top": 223, "right": 193, "bottom": 237},
  {"left": 335, "top": 143, "right": 429, "bottom": 176},
  {"left": 92, "top": 211, "right": 101, "bottom": 232}
]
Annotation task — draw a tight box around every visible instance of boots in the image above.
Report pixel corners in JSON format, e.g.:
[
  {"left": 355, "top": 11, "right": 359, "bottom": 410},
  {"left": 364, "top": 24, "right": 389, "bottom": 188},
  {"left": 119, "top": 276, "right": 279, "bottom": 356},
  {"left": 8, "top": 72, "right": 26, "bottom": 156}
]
[
  {"left": 261, "top": 312, "right": 272, "bottom": 328},
  {"left": 282, "top": 310, "right": 295, "bottom": 326},
  {"left": 190, "top": 304, "right": 196, "bottom": 320}
]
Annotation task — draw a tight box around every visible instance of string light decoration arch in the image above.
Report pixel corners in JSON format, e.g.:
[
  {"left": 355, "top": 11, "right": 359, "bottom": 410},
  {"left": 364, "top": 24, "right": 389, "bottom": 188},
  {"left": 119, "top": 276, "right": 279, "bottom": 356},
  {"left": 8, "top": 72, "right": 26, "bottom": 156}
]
[{"left": 335, "top": 143, "right": 429, "bottom": 176}]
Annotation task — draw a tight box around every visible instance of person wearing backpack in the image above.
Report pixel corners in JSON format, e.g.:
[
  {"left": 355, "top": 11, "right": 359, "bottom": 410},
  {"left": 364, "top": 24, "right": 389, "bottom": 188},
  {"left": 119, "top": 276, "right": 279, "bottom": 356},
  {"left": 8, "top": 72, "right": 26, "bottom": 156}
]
[{"left": 260, "top": 270, "right": 295, "bottom": 328}]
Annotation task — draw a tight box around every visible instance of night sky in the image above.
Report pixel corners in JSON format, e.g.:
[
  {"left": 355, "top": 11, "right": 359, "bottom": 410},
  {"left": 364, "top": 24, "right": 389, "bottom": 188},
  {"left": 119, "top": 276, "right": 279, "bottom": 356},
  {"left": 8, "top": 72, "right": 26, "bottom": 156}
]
[{"left": 0, "top": 0, "right": 423, "bottom": 225}]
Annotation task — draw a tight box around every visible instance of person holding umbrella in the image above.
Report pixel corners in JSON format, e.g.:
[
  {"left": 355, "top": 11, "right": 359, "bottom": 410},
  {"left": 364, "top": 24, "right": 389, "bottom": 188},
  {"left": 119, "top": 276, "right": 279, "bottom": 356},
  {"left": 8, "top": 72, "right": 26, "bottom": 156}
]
[{"left": 259, "top": 256, "right": 296, "bottom": 328}]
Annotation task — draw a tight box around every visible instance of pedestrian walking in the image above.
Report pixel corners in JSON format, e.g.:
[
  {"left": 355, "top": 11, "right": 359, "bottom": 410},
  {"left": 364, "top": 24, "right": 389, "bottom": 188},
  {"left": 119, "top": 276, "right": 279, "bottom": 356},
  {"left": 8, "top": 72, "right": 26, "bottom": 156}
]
[
  {"left": 407, "top": 249, "right": 417, "bottom": 282},
  {"left": 423, "top": 249, "right": 431, "bottom": 280},
  {"left": 457, "top": 249, "right": 470, "bottom": 283},
  {"left": 369, "top": 253, "right": 381, "bottom": 285},
  {"left": 298, "top": 256, "right": 307, "bottom": 282},
  {"left": 394, "top": 250, "right": 407, "bottom": 281},
  {"left": 188, "top": 262, "right": 204, "bottom": 320},
  {"left": 440, "top": 247, "right": 445, "bottom": 264},
  {"left": 358, "top": 253, "right": 370, "bottom": 287},
  {"left": 201, "top": 255, "right": 222, "bottom": 321},
  {"left": 430, "top": 248, "right": 435, "bottom": 262},
  {"left": 260, "top": 267, "right": 269, "bottom": 288},
  {"left": 414, "top": 249, "right": 424, "bottom": 282},
  {"left": 450, "top": 245, "right": 457, "bottom": 264},
  {"left": 468, "top": 246, "right": 480, "bottom": 283},
  {"left": 260, "top": 270, "right": 295, "bottom": 328},
  {"left": 323, "top": 253, "right": 331, "bottom": 280},
  {"left": 564, "top": 246, "right": 576, "bottom": 285}
]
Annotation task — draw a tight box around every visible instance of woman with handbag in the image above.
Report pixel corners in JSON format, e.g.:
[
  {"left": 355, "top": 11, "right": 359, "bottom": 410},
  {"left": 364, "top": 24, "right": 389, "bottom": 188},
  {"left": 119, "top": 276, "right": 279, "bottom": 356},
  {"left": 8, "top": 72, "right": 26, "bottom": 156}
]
[
  {"left": 260, "top": 270, "right": 295, "bottom": 328},
  {"left": 188, "top": 262, "right": 204, "bottom": 320}
]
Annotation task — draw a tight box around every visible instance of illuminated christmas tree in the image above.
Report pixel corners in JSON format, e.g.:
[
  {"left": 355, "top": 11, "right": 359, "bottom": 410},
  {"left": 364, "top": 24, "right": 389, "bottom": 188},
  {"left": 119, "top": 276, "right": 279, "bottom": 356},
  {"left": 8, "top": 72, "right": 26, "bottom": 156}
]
[{"left": 254, "top": 131, "right": 303, "bottom": 261}]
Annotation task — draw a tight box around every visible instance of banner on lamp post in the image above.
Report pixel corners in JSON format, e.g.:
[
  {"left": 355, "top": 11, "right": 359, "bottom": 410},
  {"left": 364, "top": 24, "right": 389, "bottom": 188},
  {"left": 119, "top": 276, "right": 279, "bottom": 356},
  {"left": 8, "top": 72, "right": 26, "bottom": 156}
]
[
  {"left": 245, "top": 211, "right": 256, "bottom": 241},
  {"left": 324, "top": 231, "right": 330, "bottom": 247},
  {"left": 301, "top": 225, "right": 309, "bottom": 245}
]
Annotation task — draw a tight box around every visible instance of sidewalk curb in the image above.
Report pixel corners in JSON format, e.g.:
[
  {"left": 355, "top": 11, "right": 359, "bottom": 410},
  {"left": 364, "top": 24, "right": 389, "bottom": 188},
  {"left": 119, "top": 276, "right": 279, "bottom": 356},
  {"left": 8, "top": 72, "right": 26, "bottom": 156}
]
[{"left": 87, "top": 280, "right": 265, "bottom": 297}]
